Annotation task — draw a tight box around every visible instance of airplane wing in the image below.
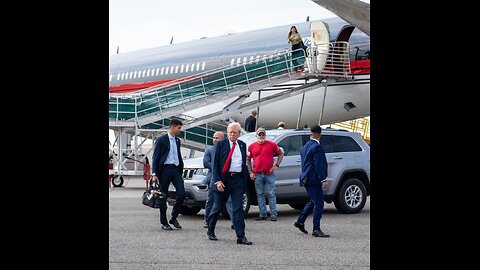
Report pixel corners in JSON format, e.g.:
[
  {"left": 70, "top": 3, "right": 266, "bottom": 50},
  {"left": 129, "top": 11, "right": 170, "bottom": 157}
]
[{"left": 310, "top": 0, "right": 370, "bottom": 36}]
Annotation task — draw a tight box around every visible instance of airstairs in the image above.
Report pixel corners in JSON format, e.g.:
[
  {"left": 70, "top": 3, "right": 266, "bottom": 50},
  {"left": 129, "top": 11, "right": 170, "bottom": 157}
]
[{"left": 109, "top": 42, "right": 352, "bottom": 185}]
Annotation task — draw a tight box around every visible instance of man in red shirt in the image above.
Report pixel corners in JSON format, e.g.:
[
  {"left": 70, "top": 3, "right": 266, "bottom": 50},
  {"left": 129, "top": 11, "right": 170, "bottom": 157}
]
[{"left": 246, "top": 127, "right": 284, "bottom": 221}]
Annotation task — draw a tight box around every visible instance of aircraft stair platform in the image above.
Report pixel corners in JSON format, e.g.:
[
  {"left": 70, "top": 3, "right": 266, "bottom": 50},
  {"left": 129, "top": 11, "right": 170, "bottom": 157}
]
[{"left": 109, "top": 42, "right": 352, "bottom": 130}]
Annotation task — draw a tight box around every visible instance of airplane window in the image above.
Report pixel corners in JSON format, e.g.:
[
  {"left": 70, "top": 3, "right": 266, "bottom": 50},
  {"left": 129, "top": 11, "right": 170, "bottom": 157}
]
[
  {"left": 156, "top": 68, "right": 160, "bottom": 76},
  {"left": 109, "top": 75, "right": 112, "bottom": 82},
  {"left": 161, "top": 67, "right": 164, "bottom": 75},
  {"left": 147, "top": 69, "right": 151, "bottom": 77},
  {"left": 134, "top": 71, "right": 137, "bottom": 79},
  {"left": 196, "top": 63, "right": 200, "bottom": 71},
  {"left": 170, "top": 66, "right": 174, "bottom": 74},
  {"left": 202, "top": 62, "right": 205, "bottom": 70},
  {"left": 175, "top": 65, "right": 179, "bottom": 74},
  {"left": 186, "top": 64, "right": 189, "bottom": 72},
  {"left": 129, "top": 71, "right": 133, "bottom": 79},
  {"left": 181, "top": 65, "right": 184, "bottom": 73},
  {"left": 142, "top": 70, "right": 146, "bottom": 77},
  {"left": 230, "top": 59, "right": 235, "bottom": 66},
  {"left": 121, "top": 73, "right": 125, "bottom": 80},
  {"left": 165, "top": 67, "right": 169, "bottom": 75},
  {"left": 117, "top": 74, "right": 120, "bottom": 80}
]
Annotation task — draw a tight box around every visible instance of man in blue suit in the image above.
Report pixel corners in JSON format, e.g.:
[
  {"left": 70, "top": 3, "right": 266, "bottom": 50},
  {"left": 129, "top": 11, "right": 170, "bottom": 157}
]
[
  {"left": 152, "top": 119, "right": 185, "bottom": 231},
  {"left": 206, "top": 122, "right": 252, "bottom": 245},
  {"left": 293, "top": 125, "right": 330, "bottom": 238},
  {"left": 202, "top": 131, "right": 234, "bottom": 229}
]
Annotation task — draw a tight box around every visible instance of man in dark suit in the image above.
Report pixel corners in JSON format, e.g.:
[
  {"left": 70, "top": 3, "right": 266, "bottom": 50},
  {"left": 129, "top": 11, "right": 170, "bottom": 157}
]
[
  {"left": 202, "top": 131, "right": 233, "bottom": 229},
  {"left": 152, "top": 119, "right": 185, "bottom": 230},
  {"left": 293, "top": 125, "right": 330, "bottom": 238},
  {"left": 206, "top": 122, "right": 252, "bottom": 245},
  {"left": 244, "top": 110, "right": 257, "bottom": 132}
]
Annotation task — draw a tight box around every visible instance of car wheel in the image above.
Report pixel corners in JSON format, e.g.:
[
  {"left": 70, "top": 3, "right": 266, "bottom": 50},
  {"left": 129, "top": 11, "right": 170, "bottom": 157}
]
[
  {"left": 112, "top": 176, "right": 124, "bottom": 187},
  {"left": 221, "top": 189, "right": 251, "bottom": 219},
  {"left": 334, "top": 178, "right": 367, "bottom": 214},
  {"left": 180, "top": 206, "right": 201, "bottom": 215}
]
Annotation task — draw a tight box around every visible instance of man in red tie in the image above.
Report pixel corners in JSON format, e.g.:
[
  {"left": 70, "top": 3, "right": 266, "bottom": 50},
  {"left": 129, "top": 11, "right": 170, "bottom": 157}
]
[{"left": 206, "top": 122, "right": 252, "bottom": 245}]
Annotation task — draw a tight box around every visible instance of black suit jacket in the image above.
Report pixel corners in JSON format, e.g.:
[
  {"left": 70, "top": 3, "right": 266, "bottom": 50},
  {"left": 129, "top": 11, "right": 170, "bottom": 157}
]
[
  {"left": 152, "top": 133, "right": 184, "bottom": 175},
  {"left": 212, "top": 138, "right": 248, "bottom": 186},
  {"left": 244, "top": 116, "right": 256, "bottom": 132}
]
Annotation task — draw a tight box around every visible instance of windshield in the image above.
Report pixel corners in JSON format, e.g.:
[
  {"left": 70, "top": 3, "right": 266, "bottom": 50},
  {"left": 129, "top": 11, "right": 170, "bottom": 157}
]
[{"left": 238, "top": 133, "right": 278, "bottom": 147}]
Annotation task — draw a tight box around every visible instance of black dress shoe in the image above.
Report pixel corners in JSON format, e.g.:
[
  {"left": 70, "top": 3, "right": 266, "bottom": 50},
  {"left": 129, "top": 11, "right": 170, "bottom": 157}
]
[
  {"left": 169, "top": 219, "right": 182, "bottom": 229},
  {"left": 237, "top": 236, "right": 252, "bottom": 245},
  {"left": 312, "top": 229, "right": 330, "bottom": 238},
  {"left": 161, "top": 224, "right": 173, "bottom": 230},
  {"left": 207, "top": 232, "right": 218, "bottom": 241},
  {"left": 294, "top": 221, "right": 308, "bottom": 234}
]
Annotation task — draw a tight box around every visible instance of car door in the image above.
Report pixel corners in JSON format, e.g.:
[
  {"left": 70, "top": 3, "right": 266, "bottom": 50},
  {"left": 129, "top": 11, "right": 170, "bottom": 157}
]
[
  {"left": 320, "top": 134, "right": 348, "bottom": 195},
  {"left": 275, "top": 134, "right": 308, "bottom": 199},
  {"left": 331, "top": 134, "right": 367, "bottom": 171}
]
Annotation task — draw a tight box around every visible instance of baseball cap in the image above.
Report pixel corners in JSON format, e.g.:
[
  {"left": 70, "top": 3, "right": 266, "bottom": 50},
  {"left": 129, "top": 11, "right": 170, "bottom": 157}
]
[{"left": 256, "top": 127, "right": 266, "bottom": 135}]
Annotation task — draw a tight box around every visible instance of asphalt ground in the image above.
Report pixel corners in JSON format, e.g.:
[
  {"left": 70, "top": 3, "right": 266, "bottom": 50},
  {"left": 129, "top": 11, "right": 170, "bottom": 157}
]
[{"left": 109, "top": 178, "right": 370, "bottom": 269}]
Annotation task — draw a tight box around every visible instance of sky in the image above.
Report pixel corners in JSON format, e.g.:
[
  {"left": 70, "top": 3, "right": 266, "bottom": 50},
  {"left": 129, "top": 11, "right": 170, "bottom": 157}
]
[{"left": 109, "top": 0, "right": 370, "bottom": 55}]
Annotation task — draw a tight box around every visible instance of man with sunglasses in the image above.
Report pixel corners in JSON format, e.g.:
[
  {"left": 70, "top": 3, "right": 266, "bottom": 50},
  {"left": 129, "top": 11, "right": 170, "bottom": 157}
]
[{"left": 246, "top": 127, "right": 284, "bottom": 221}]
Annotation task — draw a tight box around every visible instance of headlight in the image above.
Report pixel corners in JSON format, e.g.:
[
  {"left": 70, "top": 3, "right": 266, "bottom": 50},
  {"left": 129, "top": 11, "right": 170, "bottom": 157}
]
[{"left": 196, "top": 168, "right": 209, "bottom": 176}]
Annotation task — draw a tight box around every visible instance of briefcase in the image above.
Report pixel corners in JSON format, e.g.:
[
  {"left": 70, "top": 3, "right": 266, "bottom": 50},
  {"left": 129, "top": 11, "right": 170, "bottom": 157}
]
[{"left": 142, "top": 179, "right": 167, "bottom": 209}]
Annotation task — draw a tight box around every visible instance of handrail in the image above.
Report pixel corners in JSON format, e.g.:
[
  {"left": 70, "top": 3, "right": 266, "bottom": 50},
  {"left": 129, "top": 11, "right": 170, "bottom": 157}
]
[{"left": 109, "top": 42, "right": 351, "bottom": 122}]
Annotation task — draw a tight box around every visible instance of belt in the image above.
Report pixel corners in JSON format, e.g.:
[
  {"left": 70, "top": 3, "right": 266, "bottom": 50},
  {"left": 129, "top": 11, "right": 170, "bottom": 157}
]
[
  {"left": 164, "top": 164, "right": 178, "bottom": 167},
  {"left": 227, "top": 172, "right": 241, "bottom": 177}
]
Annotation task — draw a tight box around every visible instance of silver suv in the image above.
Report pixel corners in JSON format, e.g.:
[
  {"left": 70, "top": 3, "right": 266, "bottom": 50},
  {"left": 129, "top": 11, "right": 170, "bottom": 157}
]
[{"left": 168, "top": 128, "right": 370, "bottom": 215}]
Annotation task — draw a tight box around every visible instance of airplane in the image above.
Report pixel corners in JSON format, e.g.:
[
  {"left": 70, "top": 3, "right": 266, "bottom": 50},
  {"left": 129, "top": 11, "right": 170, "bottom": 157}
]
[
  {"left": 310, "top": 0, "right": 370, "bottom": 36},
  {"left": 109, "top": 16, "right": 370, "bottom": 129}
]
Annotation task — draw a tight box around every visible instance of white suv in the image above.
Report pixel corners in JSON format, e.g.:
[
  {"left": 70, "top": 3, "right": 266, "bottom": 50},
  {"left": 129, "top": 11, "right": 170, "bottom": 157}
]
[{"left": 168, "top": 128, "right": 370, "bottom": 215}]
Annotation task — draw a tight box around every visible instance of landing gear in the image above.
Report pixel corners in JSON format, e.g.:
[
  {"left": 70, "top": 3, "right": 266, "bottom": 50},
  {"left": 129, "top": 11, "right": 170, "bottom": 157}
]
[{"left": 112, "top": 175, "right": 124, "bottom": 187}]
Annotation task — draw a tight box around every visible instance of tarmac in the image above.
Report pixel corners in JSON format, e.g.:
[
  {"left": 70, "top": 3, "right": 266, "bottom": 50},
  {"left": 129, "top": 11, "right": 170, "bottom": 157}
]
[{"left": 109, "top": 176, "right": 370, "bottom": 269}]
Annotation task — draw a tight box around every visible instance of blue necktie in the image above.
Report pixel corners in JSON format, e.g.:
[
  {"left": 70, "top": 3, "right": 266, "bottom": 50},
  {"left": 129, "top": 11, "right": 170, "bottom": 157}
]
[{"left": 171, "top": 137, "right": 179, "bottom": 166}]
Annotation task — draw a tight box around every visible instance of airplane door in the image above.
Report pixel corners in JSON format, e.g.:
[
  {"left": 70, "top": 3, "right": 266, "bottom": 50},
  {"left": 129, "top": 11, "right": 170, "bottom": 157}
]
[{"left": 310, "top": 21, "right": 330, "bottom": 71}]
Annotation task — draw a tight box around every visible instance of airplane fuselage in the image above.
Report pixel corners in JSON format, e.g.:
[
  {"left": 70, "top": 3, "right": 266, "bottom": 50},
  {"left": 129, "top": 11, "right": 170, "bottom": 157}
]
[{"left": 109, "top": 17, "right": 370, "bottom": 128}]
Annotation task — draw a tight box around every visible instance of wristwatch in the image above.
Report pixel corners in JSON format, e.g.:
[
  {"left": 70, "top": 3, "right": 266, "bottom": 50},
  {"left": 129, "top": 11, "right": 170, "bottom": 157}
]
[{"left": 275, "top": 164, "right": 280, "bottom": 167}]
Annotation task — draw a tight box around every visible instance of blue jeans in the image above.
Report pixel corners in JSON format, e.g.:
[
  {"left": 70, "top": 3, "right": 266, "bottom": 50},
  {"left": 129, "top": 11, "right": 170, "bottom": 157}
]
[
  {"left": 254, "top": 172, "right": 277, "bottom": 217},
  {"left": 205, "top": 181, "right": 233, "bottom": 222}
]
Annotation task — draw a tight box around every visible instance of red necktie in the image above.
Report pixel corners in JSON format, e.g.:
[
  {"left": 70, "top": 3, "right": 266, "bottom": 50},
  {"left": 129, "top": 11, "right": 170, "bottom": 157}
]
[{"left": 222, "top": 141, "right": 236, "bottom": 174}]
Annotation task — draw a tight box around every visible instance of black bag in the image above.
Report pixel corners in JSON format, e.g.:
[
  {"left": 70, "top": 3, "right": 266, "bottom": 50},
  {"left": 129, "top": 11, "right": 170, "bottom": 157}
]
[{"left": 142, "top": 179, "right": 167, "bottom": 209}]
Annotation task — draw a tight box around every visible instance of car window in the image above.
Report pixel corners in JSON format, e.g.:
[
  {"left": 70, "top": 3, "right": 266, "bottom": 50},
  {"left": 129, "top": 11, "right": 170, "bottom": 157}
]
[
  {"left": 332, "top": 135, "right": 362, "bottom": 152},
  {"left": 278, "top": 135, "right": 304, "bottom": 156},
  {"left": 320, "top": 135, "right": 334, "bottom": 153}
]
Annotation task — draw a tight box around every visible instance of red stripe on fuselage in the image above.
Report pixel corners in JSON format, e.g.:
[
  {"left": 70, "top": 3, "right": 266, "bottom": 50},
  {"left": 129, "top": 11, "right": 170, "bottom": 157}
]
[
  {"left": 350, "top": 60, "right": 370, "bottom": 75},
  {"left": 109, "top": 60, "right": 370, "bottom": 94},
  {"left": 109, "top": 80, "right": 173, "bottom": 94}
]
